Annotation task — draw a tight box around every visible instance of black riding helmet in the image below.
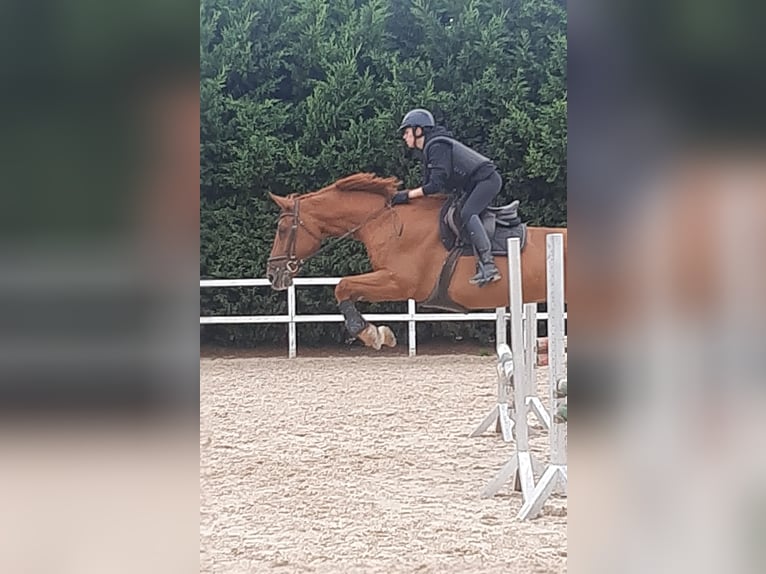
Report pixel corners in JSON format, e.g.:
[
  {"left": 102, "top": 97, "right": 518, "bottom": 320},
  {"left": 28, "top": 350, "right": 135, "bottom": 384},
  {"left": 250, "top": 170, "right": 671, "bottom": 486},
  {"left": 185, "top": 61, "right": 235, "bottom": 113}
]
[{"left": 398, "top": 108, "right": 435, "bottom": 131}]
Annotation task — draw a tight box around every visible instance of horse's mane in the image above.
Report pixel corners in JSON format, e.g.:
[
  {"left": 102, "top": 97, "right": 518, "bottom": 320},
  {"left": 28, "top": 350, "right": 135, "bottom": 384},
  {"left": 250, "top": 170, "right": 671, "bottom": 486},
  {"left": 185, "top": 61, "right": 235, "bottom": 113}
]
[
  {"left": 280, "top": 172, "right": 402, "bottom": 203},
  {"left": 333, "top": 172, "right": 401, "bottom": 198}
]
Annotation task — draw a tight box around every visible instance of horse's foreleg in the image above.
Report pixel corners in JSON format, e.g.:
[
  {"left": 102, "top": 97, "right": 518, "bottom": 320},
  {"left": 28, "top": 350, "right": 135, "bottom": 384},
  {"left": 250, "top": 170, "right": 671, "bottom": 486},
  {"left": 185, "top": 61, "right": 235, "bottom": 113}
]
[{"left": 335, "top": 270, "right": 412, "bottom": 350}]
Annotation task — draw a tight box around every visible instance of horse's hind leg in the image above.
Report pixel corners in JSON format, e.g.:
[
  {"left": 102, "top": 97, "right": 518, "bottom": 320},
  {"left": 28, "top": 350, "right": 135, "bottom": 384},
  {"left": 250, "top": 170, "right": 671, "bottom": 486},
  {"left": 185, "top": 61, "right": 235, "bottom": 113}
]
[{"left": 335, "top": 270, "right": 412, "bottom": 350}]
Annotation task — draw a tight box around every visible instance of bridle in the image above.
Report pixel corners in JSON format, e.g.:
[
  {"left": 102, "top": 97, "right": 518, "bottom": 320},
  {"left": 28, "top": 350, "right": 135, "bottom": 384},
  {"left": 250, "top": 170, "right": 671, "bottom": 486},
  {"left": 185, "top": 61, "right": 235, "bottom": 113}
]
[
  {"left": 267, "top": 198, "right": 321, "bottom": 274},
  {"left": 267, "top": 196, "right": 401, "bottom": 274}
]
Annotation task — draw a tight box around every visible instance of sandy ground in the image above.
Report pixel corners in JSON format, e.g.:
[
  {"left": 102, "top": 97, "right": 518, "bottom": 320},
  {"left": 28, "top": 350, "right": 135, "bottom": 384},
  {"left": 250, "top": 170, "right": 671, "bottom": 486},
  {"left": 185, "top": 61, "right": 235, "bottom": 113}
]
[{"left": 200, "top": 354, "right": 567, "bottom": 573}]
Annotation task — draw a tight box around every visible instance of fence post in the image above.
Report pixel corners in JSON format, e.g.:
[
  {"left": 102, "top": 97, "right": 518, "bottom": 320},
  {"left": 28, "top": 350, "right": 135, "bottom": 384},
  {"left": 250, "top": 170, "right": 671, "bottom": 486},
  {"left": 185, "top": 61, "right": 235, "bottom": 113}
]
[
  {"left": 408, "top": 298, "right": 417, "bottom": 357},
  {"left": 288, "top": 284, "right": 296, "bottom": 358}
]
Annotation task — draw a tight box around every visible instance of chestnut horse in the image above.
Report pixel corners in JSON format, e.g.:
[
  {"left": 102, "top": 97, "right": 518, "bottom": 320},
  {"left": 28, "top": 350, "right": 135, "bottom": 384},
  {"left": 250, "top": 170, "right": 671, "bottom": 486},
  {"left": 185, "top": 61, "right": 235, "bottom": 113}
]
[{"left": 266, "top": 172, "right": 567, "bottom": 350}]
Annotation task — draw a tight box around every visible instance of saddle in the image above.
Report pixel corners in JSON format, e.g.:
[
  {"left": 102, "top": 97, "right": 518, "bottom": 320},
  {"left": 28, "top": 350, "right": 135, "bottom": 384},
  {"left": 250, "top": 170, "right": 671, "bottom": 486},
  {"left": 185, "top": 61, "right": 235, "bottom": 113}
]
[
  {"left": 421, "top": 195, "right": 527, "bottom": 313},
  {"left": 439, "top": 195, "right": 526, "bottom": 255}
]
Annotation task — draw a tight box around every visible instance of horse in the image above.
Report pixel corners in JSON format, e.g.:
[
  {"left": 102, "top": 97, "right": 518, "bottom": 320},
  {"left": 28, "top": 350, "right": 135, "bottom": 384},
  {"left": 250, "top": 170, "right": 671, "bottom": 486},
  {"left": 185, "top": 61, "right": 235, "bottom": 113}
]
[{"left": 266, "top": 172, "right": 568, "bottom": 350}]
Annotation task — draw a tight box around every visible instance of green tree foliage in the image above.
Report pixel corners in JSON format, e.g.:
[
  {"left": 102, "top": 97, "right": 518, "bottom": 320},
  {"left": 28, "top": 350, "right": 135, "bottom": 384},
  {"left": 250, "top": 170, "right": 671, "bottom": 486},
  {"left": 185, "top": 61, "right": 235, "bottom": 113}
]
[{"left": 200, "top": 0, "right": 566, "bottom": 347}]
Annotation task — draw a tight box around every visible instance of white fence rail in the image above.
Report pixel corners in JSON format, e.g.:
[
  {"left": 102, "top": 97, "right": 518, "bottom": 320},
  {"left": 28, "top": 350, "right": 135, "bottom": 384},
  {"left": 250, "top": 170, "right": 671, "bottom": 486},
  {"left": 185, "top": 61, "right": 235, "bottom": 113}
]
[{"left": 200, "top": 277, "right": 565, "bottom": 358}]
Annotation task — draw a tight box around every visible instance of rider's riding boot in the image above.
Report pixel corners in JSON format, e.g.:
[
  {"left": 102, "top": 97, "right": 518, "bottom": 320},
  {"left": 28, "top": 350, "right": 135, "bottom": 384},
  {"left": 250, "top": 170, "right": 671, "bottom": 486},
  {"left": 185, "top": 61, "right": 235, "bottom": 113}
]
[{"left": 465, "top": 215, "right": 502, "bottom": 286}]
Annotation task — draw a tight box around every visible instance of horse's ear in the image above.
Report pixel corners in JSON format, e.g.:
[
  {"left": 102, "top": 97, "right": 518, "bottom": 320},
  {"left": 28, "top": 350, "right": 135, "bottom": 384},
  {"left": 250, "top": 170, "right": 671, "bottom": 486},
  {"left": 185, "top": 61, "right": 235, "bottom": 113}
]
[{"left": 268, "top": 192, "right": 291, "bottom": 211}]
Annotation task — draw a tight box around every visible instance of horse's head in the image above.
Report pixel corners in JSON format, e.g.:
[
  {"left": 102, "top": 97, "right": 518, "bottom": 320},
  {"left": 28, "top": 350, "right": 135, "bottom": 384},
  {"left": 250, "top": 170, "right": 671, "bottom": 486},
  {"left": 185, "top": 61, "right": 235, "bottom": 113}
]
[
  {"left": 265, "top": 192, "right": 324, "bottom": 290},
  {"left": 265, "top": 173, "right": 402, "bottom": 290}
]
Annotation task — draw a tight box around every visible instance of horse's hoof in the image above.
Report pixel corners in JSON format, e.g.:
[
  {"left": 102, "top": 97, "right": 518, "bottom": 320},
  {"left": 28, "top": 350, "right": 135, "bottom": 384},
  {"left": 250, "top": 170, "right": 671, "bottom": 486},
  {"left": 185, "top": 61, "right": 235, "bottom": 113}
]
[
  {"left": 359, "top": 324, "right": 383, "bottom": 350},
  {"left": 378, "top": 325, "right": 397, "bottom": 348}
]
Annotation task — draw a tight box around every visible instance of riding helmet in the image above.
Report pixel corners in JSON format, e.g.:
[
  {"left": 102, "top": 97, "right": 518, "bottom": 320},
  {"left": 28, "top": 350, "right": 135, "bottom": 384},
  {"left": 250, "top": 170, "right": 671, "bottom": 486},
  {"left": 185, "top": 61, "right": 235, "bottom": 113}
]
[{"left": 399, "top": 108, "right": 435, "bottom": 131}]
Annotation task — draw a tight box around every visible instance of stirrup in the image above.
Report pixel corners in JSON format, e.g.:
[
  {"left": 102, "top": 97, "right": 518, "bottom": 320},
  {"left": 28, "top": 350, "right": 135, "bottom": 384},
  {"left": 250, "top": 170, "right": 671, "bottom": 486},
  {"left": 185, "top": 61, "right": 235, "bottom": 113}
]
[
  {"left": 469, "top": 263, "right": 501, "bottom": 286},
  {"left": 468, "top": 261, "right": 483, "bottom": 283}
]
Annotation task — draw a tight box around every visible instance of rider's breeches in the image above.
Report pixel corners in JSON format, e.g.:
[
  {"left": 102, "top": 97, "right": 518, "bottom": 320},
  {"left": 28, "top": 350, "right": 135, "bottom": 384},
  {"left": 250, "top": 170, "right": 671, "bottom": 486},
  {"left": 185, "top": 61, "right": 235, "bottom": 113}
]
[{"left": 459, "top": 170, "right": 502, "bottom": 226}]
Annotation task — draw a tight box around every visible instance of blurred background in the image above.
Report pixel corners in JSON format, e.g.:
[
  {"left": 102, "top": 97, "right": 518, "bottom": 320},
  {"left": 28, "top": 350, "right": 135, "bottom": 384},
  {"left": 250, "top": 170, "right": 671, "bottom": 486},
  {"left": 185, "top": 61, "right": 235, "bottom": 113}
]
[
  {"left": 0, "top": 1, "right": 198, "bottom": 572},
  {"left": 569, "top": 0, "right": 766, "bottom": 572}
]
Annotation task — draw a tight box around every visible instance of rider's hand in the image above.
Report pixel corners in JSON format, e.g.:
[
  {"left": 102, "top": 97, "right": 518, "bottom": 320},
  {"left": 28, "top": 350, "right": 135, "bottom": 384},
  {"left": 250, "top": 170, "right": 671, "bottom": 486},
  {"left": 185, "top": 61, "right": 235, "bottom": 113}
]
[{"left": 391, "top": 190, "right": 410, "bottom": 205}]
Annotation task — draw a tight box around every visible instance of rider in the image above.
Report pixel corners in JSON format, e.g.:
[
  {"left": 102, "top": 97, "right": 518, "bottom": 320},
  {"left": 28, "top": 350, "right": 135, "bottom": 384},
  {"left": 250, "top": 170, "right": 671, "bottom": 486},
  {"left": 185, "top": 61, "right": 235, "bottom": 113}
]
[{"left": 392, "top": 108, "right": 503, "bottom": 286}]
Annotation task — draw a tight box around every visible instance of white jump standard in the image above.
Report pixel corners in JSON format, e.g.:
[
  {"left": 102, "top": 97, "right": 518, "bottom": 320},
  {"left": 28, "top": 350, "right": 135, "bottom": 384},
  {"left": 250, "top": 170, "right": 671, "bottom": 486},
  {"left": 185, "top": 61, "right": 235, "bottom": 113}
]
[
  {"left": 470, "top": 342, "right": 515, "bottom": 442},
  {"left": 517, "top": 233, "right": 568, "bottom": 520},
  {"left": 481, "top": 237, "right": 542, "bottom": 499}
]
